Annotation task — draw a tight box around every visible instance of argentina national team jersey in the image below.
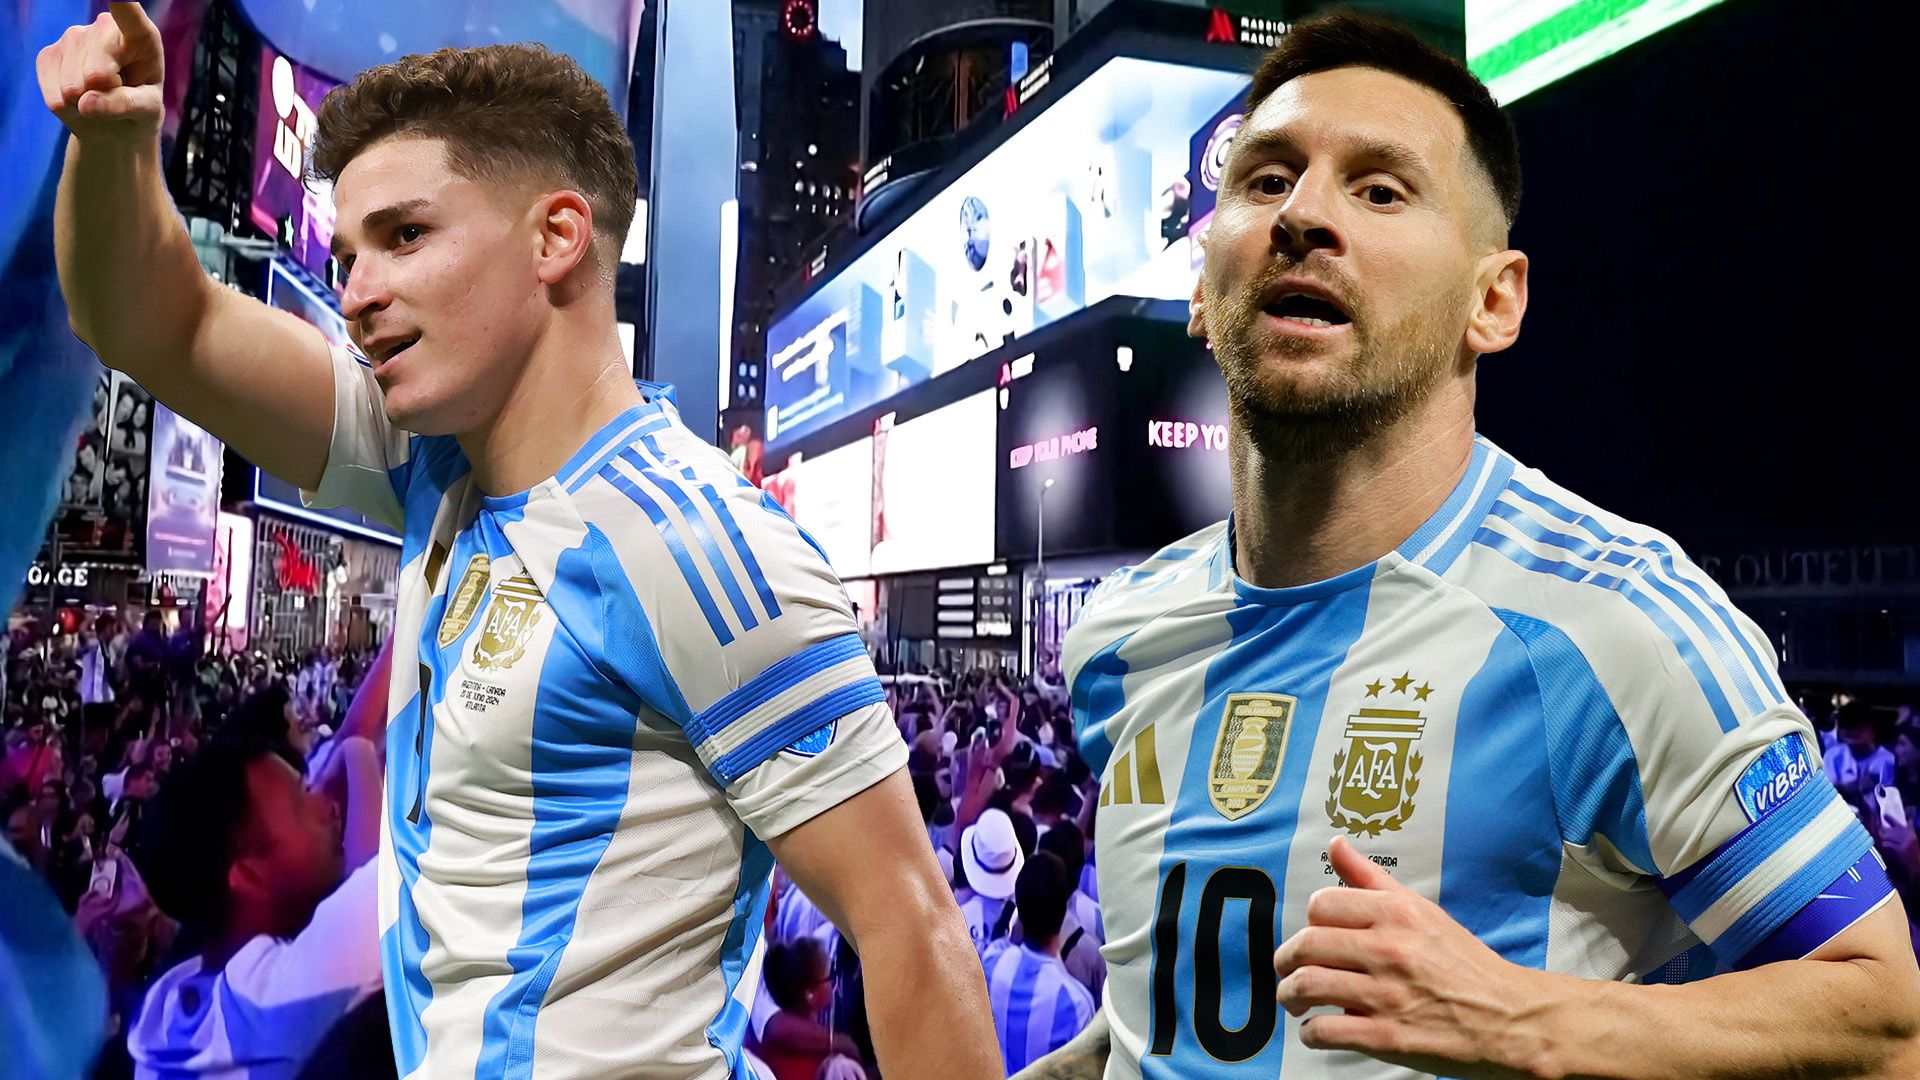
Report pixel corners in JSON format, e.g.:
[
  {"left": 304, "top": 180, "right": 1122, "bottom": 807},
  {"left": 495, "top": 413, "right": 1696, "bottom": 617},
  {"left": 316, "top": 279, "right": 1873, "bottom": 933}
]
[
  {"left": 304, "top": 345, "right": 905, "bottom": 1079},
  {"left": 1064, "top": 434, "right": 1892, "bottom": 1080}
]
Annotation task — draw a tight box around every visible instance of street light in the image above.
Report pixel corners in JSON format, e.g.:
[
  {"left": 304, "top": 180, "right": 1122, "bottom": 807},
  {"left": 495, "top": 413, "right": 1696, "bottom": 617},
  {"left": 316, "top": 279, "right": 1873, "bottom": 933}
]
[{"left": 1036, "top": 477, "right": 1055, "bottom": 674}]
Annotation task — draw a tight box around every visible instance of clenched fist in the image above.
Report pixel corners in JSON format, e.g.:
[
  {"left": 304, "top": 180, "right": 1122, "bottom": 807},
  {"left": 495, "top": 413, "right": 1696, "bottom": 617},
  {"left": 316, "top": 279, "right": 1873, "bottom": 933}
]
[{"left": 36, "top": 2, "right": 165, "bottom": 142}]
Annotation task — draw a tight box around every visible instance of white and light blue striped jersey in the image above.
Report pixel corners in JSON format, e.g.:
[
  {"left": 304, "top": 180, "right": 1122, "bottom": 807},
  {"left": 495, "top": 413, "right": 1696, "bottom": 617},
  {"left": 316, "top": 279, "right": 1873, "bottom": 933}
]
[
  {"left": 1064, "top": 434, "right": 1891, "bottom": 1080},
  {"left": 956, "top": 888, "right": 1016, "bottom": 960},
  {"left": 982, "top": 940, "right": 1098, "bottom": 1074},
  {"left": 305, "top": 345, "right": 907, "bottom": 1080}
]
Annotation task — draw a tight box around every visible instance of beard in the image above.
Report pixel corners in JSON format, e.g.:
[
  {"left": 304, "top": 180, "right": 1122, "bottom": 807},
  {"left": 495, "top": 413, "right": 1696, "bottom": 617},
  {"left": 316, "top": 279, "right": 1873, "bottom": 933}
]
[{"left": 1205, "top": 256, "right": 1465, "bottom": 466}]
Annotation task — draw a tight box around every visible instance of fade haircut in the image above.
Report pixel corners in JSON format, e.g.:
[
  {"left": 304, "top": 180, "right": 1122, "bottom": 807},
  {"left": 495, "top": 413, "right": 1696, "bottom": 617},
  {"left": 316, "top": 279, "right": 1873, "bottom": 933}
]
[
  {"left": 1244, "top": 11, "right": 1521, "bottom": 231},
  {"left": 310, "top": 43, "right": 639, "bottom": 266}
]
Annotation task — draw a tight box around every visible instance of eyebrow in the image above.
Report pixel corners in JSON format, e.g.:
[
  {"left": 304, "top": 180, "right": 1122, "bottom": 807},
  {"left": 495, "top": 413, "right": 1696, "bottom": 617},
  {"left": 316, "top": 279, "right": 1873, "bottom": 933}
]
[
  {"left": 1230, "top": 129, "right": 1433, "bottom": 184},
  {"left": 330, "top": 198, "right": 434, "bottom": 258}
]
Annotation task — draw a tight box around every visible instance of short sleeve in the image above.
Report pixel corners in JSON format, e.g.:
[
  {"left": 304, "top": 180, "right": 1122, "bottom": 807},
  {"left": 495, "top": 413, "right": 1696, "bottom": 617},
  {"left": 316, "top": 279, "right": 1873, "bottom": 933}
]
[
  {"left": 1510, "top": 603, "right": 1888, "bottom": 972},
  {"left": 223, "top": 857, "right": 381, "bottom": 1055},
  {"left": 583, "top": 415, "right": 902, "bottom": 839},
  {"left": 301, "top": 343, "right": 412, "bottom": 531}
]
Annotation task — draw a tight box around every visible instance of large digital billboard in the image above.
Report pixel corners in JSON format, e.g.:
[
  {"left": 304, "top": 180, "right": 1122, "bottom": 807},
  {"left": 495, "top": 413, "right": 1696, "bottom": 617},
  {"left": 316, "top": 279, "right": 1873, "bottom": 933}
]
[
  {"left": 765, "top": 57, "right": 1249, "bottom": 450},
  {"left": 871, "top": 390, "right": 997, "bottom": 576},
  {"left": 251, "top": 47, "right": 341, "bottom": 282},
  {"left": 997, "top": 321, "right": 1230, "bottom": 559},
  {"left": 763, "top": 436, "right": 875, "bottom": 581},
  {"left": 1468, "top": 0, "right": 1732, "bottom": 103}
]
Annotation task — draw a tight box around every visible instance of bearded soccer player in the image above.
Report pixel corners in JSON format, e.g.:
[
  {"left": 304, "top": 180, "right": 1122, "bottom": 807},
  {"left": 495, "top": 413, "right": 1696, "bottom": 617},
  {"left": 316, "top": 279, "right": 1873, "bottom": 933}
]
[
  {"left": 40, "top": 6, "right": 997, "bottom": 1078},
  {"left": 1019, "top": 13, "right": 1920, "bottom": 1080}
]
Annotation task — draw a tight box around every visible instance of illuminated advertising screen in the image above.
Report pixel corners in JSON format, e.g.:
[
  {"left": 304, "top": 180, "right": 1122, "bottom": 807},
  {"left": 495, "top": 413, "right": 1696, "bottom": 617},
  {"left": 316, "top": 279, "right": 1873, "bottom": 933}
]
[
  {"left": 998, "top": 321, "right": 1230, "bottom": 559},
  {"left": 1468, "top": 0, "right": 1732, "bottom": 103},
  {"left": 763, "top": 437, "right": 875, "bottom": 581},
  {"left": 145, "top": 405, "right": 221, "bottom": 575},
  {"left": 266, "top": 258, "right": 348, "bottom": 348},
  {"left": 251, "top": 46, "right": 341, "bottom": 281},
  {"left": 206, "top": 512, "right": 254, "bottom": 653},
  {"left": 870, "top": 391, "right": 998, "bottom": 576},
  {"left": 765, "top": 57, "right": 1249, "bottom": 450}
]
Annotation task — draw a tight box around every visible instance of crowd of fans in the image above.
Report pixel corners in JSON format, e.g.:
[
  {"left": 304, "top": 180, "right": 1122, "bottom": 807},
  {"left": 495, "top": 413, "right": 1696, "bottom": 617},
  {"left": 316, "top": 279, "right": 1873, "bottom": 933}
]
[
  {"left": 750, "top": 663, "right": 1103, "bottom": 1080},
  {"left": 8, "top": 611, "right": 1920, "bottom": 1080},
  {"left": 1808, "top": 693, "right": 1920, "bottom": 955},
  {"left": 0, "top": 611, "right": 384, "bottom": 1079}
]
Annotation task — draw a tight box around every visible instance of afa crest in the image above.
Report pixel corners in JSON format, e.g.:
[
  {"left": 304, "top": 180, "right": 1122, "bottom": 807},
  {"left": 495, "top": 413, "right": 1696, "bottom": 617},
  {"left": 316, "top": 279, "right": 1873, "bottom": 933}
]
[
  {"left": 472, "top": 573, "right": 546, "bottom": 672},
  {"left": 1207, "top": 693, "right": 1295, "bottom": 820},
  {"left": 1326, "top": 703, "right": 1427, "bottom": 837}
]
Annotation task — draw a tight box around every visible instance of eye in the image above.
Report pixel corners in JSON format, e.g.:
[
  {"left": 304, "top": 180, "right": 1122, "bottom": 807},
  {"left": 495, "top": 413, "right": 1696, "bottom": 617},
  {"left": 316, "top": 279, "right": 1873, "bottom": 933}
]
[
  {"left": 1365, "top": 184, "right": 1403, "bottom": 207},
  {"left": 1253, "top": 174, "right": 1291, "bottom": 197},
  {"left": 396, "top": 224, "right": 424, "bottom": 245}
]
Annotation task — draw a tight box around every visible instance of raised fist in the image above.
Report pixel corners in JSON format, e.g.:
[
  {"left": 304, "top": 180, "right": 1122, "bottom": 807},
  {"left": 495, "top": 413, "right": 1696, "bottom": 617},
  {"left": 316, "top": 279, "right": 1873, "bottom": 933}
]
[{"left": 36, "top": 3, "right": 165, "bottom": 142}]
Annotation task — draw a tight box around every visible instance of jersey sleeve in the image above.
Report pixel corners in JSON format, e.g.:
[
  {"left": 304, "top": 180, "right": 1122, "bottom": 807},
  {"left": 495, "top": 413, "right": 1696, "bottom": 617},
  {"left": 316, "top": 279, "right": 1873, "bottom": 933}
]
[
  {"left": 226, "top": 857, "right": 381, "bottom": 1054},
  {"left": 300, "top": 342, "right": 413, "bottom": 531},
  {"left": 586, "top": 415, "right": 903, "bottom": 840},
  {"left": 1512, "top": 595, "right": 1888, "bottom": 972}
]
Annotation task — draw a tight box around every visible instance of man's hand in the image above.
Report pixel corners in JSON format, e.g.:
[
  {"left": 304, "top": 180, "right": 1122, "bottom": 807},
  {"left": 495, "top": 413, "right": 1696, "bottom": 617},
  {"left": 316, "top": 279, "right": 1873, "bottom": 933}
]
[
  {"left": 36, "top": 3, "right": 165, "bottom": 141},
  {"left": 1273, "top": 836, "right": 1552, "bottom": 1080}
]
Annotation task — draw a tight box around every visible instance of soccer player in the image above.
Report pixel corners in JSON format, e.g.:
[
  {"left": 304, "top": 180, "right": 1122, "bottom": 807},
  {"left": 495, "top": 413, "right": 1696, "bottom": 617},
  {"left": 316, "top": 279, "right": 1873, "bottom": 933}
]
[
  {"left": 1018, "top": 13, "right": 1920, "bottom": 1080},
  {"left": 39, "top": 6, "right": 998, "bottom": 1078}
]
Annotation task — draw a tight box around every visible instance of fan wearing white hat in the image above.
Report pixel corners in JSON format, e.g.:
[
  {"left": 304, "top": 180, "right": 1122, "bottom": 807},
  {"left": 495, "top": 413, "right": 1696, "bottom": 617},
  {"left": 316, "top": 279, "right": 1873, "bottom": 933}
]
[{"left": 956, "top": 808, "right": 1025, "bottom": 959}]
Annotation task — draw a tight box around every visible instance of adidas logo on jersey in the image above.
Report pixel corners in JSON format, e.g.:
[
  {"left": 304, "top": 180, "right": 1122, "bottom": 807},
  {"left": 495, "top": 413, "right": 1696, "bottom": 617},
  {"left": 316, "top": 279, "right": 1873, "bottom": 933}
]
[{"left": 1101, "top": 723, "right": 1166, "bottom": 806}]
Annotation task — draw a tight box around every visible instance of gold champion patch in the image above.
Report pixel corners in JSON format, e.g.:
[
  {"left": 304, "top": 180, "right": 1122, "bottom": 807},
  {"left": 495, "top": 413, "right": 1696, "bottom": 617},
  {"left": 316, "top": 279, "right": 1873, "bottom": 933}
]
[
  {"left": 437, "top": 554, "right": 491, "bottom": 648},
  {"left": 472, "top": 572, "right": 546, "bottom": 672},
  {"left": 1207, "top": 693, "right": 1295, "bottom": 820}
]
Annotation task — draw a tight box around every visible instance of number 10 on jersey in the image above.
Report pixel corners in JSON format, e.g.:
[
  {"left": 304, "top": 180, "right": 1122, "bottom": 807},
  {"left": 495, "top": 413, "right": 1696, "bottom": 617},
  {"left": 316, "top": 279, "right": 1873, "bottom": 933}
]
[{"left": 1150, "top": 862, "right": 1279, "bottom": 1063}]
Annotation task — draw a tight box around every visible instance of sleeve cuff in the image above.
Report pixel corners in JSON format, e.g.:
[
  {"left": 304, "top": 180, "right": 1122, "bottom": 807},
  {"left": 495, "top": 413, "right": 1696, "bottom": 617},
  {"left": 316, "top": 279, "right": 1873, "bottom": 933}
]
[
  {"left": 729, "top": 701, "right": 910, "bottom": 840},
  {"left": 689, "top": 633, "right": 884, "bottom": 786},
  {"left": 1659, "top": 779, "right": 1876, "bottom": 966}
]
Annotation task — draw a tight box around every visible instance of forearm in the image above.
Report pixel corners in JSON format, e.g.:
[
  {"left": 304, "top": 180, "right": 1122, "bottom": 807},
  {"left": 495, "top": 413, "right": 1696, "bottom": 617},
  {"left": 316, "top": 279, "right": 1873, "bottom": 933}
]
[
  {"left": 856, "top": 900, "right": 1002, "bottom": 1080},
  {"left": 1012, "top": 1009, "right": 1110, "bottom": 1080},
  {"left": 340, "top": 741, "right": 383, "bottom": 868},
  {"left": 54, "top": 136, "right": 209, "bottom": 363},
  {"left": 1529, "top": 960, "right": 1919, "bottom": 1080}
]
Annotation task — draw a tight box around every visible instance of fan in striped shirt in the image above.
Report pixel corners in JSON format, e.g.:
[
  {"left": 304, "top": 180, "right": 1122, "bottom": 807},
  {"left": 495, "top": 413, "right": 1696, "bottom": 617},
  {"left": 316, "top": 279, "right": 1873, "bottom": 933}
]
[{"left": 985, "top": 853, "right": 1097, "bottom": 1075}]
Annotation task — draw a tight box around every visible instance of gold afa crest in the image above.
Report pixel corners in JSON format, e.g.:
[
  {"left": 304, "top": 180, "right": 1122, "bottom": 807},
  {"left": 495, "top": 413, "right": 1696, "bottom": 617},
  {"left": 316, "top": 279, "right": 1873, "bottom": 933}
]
[
  {"left": 1208, "top": 693, "right": 1295, "bottom": 820},
  {"left": 472, "top": 573, "right": 547, "bottom": 672},
  {"left": 438, "top": 554, "right": 491, "bottom": 648},
  {"left": 1326, "top": 709, "right": 1426, "bottom": 837}
]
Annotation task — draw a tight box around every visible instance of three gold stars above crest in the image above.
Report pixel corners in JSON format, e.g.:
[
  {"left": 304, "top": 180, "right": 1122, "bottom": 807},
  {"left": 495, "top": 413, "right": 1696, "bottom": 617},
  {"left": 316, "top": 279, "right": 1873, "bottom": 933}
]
[{"left": 1364, "top": 672, "right": 1433, "bottom": 702}]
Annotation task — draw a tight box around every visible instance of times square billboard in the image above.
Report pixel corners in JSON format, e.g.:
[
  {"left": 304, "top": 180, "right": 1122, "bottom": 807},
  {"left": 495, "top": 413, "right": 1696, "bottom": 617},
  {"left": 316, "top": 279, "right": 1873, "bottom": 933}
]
[{"left": 763, "top": 56, "right": 1250, "bottom": 452}]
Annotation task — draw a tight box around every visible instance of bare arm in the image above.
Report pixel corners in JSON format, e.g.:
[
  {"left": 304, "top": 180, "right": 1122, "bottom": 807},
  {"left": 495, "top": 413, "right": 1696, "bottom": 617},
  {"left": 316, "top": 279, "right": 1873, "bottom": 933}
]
[
  {"left": 1010, "top": 1009, "right": 1110, "bottom": 1080},
  {"left": 1528, "top": 900, "right": 1920, "bottom": 1080},
  {"left": 765, "top": 767, "right": 1001, "bottom": 1080},
  {"left": 43, "top": 3, "right": 334, "bottom": 489}
]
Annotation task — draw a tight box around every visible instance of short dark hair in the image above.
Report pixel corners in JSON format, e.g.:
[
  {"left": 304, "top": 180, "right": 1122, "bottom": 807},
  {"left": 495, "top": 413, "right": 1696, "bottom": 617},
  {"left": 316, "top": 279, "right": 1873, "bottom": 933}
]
[
  {"left": 764, "top": 938, "right": 829, "bottom": 1012},
  {"left": 1032, "top": 773, "right": 1078, "bottom": 819},
  {"left": 312, "top": 43, "right": 639, "bottom": 260},
  {"left": 132, "top": 736, "right": 278, "bottom": 931},
  {"left": 1038, "top": 820, "right": 1087, "bottom": 885},
  {"left": 1015, "top": 851, "right": 1072, "bottom": 945},
  {"left": 1245, "top": 12, "right": 1521, "bottom": 230},
  {"left": 1837, "top": 701, "right": 1877, "bottom": 733}
]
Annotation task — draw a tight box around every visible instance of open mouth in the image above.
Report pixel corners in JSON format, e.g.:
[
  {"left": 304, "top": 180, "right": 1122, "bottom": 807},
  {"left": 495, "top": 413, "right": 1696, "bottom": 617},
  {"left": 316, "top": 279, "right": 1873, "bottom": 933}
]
[
  {"left": 375, "top": 335, "right": 421, "bottom": 367},
  {"left": 1262, "top": 292, "right": 1352, "bottom": 329}
]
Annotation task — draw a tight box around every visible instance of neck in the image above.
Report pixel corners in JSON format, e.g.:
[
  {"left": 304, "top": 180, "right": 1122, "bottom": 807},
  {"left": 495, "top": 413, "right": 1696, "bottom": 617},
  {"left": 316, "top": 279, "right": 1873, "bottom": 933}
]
[
  {"left": 1033, "top": 935, "right": 1063, "bottom": 959},
  {"left": 199, "top": 909, "right": 276, "bottom": 972},
  {"left": 1229, "top": 379, "right": 1476, "bottom": 589},
  {"left": 456, "top": 311, "right": 643, "bottom": 497}
]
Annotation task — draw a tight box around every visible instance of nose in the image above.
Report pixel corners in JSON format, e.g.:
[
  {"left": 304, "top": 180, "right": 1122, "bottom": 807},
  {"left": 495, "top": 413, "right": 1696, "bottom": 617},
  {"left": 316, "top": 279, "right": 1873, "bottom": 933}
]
[
  {"left": 338, "top": 258, "right": 391, "bottom": 326},
  {"left": 1270, "top": 167, "right": 1345, "bottom": 262}
]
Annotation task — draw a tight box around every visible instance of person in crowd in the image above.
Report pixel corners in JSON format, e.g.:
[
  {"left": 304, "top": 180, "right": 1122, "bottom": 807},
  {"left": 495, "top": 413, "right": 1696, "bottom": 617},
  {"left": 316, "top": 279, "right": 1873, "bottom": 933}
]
[
  {"left": 751, "top": 938, "right": 865, "bottom": 1080},
  {"left": 1024, "top": 12, "right": 1920, "bottom": 1080},
  {"left": 79, "top": 615, "right": 117, "bottom": 706},
  {"left": 126, "top": 729, "right": 383, "bottom": 1079},
  {"left": 1826, "top": 701, "right": 1898, "bottom": 801},
  {"left": 1031, "top": 821, "right": 1104, "bottom": 1000},
  {"left": 956, "top": 808, "right": 1024, "bottom": 958},
  {"left": 985, "top": 852, "right": 1097, "bottom": 1074},
  {"left": 42, "top": 6, "right": 997, "bottom": 1075}
]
